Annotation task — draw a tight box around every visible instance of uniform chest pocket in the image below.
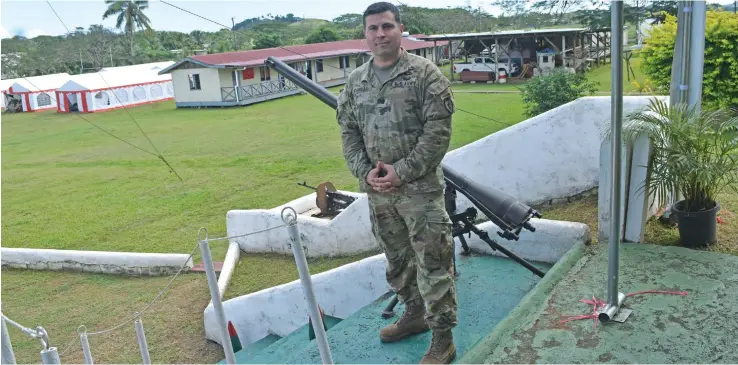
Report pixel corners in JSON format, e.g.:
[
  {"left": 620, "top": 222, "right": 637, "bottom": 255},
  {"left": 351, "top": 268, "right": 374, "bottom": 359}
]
[{"left": 381, "top": 80, "right": 423, "bottom": 126}]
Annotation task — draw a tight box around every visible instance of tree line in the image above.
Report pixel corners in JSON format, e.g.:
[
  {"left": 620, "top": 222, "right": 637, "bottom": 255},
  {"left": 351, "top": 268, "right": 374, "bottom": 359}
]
[{"left": 5, "top": 0, "right": 730, "bottom": 79}]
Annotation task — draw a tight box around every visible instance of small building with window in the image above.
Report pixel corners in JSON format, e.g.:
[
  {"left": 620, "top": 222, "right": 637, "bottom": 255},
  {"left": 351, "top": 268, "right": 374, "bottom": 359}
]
[
  {"left": 55, "top": 62, "right": 175, "bottom": 113},
  {"left": 158, "top": 34, "right": 447, "bottom": 108},
  {"left": 6, "top": 73, "right": 71, "bottom": 112}
]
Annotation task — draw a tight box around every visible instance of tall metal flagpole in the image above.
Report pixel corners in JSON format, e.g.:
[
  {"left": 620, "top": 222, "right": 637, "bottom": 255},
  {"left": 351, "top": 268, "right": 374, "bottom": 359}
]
[
  {"left": 687, "top": 0, "right": 706, "bottom": 113},
  {"left": 599, "top": 0, "right": 626, "bottom": 324}
]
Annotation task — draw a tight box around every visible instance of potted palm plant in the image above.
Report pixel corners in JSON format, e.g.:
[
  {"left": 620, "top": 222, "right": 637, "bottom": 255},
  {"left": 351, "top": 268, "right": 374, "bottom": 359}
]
[{"left": 618, "top": 98, "right": 738, "bottom": 247}]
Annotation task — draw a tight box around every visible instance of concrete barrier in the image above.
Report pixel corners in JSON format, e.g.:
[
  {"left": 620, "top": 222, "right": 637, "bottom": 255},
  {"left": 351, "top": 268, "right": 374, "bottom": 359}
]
[
  {"left": 226, "top": 191, "right": 376, "bottom": 258},
  {"left": 1, "top": 247, "right": 193, "bottom": 276},
  {"left": 442, "top": 95, "right": 667, "bottom": 212},
  {"left": 462, "top": 219, "right": 591, "bottom": 264}
]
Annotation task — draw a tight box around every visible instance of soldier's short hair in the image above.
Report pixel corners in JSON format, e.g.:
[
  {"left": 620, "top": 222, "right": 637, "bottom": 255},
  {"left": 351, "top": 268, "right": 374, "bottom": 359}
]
[{"left": 363, "top": 2, "right": 401, "bottom": 27}]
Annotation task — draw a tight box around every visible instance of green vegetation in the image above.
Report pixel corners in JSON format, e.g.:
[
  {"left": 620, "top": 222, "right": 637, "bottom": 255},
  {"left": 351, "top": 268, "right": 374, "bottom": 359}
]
[
  {"left": 2, "top": 0, "right": 656, "bottom": 78},
  {"left": 519, "top": 69, "right": 599, "bottom": 117},
  {"left": 640, "top": 10, "right": 738, "bottom": 109},
  {"left": 1, "top": 91, "right": 527, "bottom": 364}
]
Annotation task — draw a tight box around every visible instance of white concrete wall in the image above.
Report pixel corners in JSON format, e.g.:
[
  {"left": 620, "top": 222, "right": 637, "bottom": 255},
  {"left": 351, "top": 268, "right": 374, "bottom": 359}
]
[
  {"left": 171, "top": 67, "right": 222, "bottom": 103},
  {"left": 316, "top": 57, "right": 350, "bottom": 83},
  {"left": 226, "top": 191, "right": 376, "bottom": 258},
  {"left": 204, "top": 253, "right": 391, "bottom": 346},
  {"left": 442, "top": 96, "right": 667, "bottom": 211},
  {"left": 462, "top": 219, "right": 590, "bottom": 263},
  {"left": 1, "top": 247, "right": 193, "bottom": 276}
]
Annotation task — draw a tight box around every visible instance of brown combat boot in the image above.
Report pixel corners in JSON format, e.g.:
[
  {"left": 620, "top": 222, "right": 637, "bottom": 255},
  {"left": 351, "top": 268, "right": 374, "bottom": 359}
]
[
  {"left": 419, "top": 330, "right": 456, "bottom": 364},
  {"left": 379, "top": 303, "right": 430, "bottom": 342}
]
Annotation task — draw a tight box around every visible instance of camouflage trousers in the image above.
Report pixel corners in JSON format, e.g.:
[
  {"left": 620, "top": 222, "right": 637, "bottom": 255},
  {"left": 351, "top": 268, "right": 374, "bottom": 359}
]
[{"left": 367, "top": 189, "right": 458, "bottom": 331}]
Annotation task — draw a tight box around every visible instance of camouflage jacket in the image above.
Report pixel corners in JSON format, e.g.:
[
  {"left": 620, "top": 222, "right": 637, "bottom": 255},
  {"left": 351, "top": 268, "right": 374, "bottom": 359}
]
[{"left": 336, "top": 49, "right": 455, "bottom": 194}]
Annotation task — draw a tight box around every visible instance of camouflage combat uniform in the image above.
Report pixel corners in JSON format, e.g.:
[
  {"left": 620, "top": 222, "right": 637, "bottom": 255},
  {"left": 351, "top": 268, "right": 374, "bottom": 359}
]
[{"left": 336, "top": 48, "right": 458, "bottom": 332}]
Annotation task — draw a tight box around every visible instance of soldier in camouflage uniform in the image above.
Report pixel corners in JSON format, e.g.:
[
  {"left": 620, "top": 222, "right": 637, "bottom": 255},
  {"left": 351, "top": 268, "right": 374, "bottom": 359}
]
[{"left": 335, "top": 2, "right": 458, "bottom": 364}]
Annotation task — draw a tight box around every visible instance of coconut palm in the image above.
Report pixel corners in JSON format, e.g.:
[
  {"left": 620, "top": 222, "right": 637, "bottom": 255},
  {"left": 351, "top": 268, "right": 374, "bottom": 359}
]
[{"left": 102, "top": 0, "right": 152, "bottom": 59}]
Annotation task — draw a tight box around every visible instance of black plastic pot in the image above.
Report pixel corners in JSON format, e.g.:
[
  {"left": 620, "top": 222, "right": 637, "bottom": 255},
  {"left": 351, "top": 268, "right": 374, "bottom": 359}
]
[{"left": 672, "top": 200, "right": 721, "bottom": 247}]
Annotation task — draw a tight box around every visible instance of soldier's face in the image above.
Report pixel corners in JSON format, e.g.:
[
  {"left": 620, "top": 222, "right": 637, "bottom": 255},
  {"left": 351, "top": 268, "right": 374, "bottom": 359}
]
[{"left": 364, "top": 11, "right": 404, "bottom": 59}]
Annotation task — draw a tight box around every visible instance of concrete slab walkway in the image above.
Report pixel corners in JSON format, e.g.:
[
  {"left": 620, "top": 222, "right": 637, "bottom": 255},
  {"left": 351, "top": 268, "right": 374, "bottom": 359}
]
[{"left": 460, "top": 242, "right": 738, "bottom": 364}]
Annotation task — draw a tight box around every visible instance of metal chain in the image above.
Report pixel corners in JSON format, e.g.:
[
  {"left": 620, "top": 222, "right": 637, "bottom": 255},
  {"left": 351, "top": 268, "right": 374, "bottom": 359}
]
[
  {"left": 82, "top": 241, "right": 200, "bottom": 336},
  {"left": 69, "top": 223, "right": 283, "bottom": 340}
]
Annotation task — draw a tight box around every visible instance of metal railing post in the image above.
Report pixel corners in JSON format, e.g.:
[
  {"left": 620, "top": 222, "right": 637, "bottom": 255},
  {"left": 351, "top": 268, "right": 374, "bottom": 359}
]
[
  {"left": 134, "top": 317, "right": 151, "bottom": 364},
  {"left": 1, "top": 317, "right": 17, "bottom": 365},
  {"left": 281, "top": 207, "right": 334, "bottom": 365},
  {"left": 198, "top": 228, "right": 237, "bottom": 365},
  {"left": 78, "top": 326, "right": 93, "bottom": 364},
  {"left": 600, "top": 0, "right": 627, "bottom": 323},
  {"left": 36, "top": 328, "right": 60, "bottom": 365}
]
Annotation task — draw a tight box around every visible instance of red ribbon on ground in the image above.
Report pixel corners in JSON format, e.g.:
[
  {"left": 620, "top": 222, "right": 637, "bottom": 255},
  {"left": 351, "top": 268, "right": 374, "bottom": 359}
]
[{"left": 559, "top": 290, "right": 688, "bottom": 328}]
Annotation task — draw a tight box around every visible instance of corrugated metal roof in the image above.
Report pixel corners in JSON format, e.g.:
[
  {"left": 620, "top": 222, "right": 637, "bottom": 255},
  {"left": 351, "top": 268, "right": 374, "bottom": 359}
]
[
  {"left": 414, "top": 27, "right": 607, "bottom": 41},
  {"left": 160, "top": 35, "right": 447, "bottom": 73}
]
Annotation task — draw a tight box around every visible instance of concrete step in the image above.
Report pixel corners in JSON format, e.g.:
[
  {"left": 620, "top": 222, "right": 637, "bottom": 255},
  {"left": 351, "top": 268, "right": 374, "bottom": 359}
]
[
  {"left": 230, "top": 315, "right": 343, "bottom": 364},
  {"left": 230, "top": 253, "right": 551, "bottom": 364}
]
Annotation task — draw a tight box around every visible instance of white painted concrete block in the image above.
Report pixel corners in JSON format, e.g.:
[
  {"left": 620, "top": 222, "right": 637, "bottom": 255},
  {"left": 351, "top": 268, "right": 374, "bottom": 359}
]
[
  {"left": 598, "top": 135, "right": 630, "bottom": 244},
  {"left": 226, "top": 191, "right": 378, "bottom": 258},
  {"left": 204, "top": 253, "right": 391, "bottom": 346},
  {"left": 461, "top": 218, "right": 591, "bottom": 264},
  {"left": 0, "top": 248, "right": 193, "bottom": 276},
  {"left": 624, "top": 134, "right": 654, "bottom": 242}
]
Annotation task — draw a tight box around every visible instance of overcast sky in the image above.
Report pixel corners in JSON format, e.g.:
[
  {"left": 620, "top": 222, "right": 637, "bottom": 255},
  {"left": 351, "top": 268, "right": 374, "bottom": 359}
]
[
  {"left": 1, "top": 0, "right": 736, "bottom": 39},
  {"left": 0, "top": 0, "right": 495, "bottom": 39}
]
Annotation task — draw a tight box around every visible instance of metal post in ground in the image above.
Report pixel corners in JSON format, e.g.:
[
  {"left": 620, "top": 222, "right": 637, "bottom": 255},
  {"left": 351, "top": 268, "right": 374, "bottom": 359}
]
[
  {"left": 281, "top": 207, "right": 334, "bottom": 365},
  {"left": 36, "top": 327, "right": 60, "bottom": 365},
  {"left": 78, "top": 326, "right": 93, "bottom": 365},
  {"left": 198, "top": 228, "right": 236, "bottom": 365},
  {"left": 687, "top": 0, "right": 706, "bottom": 113},
  {"left": 134, "top": 317, "right": 151, "bottom": 364},
  {"left": 599, "top": 0, "right": 627, "bottom": 324},
  {"left": 1, "top": 317, "right": 17, "bottom": 365}
]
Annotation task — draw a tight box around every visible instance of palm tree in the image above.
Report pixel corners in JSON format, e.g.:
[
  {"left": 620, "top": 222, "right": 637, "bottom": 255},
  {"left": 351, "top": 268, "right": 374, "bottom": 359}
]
[{"left": 102, "top": 0, "right": 152, "bottom": 59}]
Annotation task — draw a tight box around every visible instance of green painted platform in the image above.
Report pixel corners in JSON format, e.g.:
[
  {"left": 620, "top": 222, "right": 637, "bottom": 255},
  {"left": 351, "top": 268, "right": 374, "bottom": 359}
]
[
  {"left": 468, "top": 243, "right": 738, "bottom": 364},
  {"left": 224, "top": 252, "right": 552, "bottom": 364},
  {"left": 223, "top": 316, "right": 343, "bottom": 364}
]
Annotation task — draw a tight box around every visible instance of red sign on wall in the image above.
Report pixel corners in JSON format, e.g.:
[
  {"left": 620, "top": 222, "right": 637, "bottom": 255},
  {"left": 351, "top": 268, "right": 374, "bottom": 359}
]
[{"left": 243, "top": 68, "right": 255, "bottom": 79}]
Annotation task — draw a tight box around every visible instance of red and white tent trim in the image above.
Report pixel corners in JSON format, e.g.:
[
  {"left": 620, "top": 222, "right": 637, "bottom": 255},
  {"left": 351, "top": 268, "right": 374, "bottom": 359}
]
[
  {"left": 55, "top": 62, "right": 175, "bottom": 113},
  {"left": 6, "top": 73, "right": 71, "bottom": 112}
]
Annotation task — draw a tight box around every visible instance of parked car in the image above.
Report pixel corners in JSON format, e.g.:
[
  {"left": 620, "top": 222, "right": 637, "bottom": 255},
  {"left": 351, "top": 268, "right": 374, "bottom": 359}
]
[{"left": 453, "top": 56, "right": 519, "bottom": 76}]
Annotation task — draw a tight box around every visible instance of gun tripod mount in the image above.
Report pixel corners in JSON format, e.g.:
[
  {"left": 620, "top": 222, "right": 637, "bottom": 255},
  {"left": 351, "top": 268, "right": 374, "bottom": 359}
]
[{"left": 297, "top": 181, "right": 356, "bottom": 218}]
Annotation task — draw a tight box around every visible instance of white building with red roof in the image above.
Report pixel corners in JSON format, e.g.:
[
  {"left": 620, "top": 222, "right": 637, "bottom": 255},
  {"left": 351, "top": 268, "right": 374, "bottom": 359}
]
[{"left": 158, "top": 34, "right": 448, "bottom": 108}]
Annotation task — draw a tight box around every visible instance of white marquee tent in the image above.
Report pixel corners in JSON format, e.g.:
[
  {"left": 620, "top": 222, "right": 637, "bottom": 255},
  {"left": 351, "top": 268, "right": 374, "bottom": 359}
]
[
  {"left": 7, "top": 73, "right": 71, "bottom": 112},
  {"left": 1, "top": 78, "right": 20, "bottom": 111},
  {"left": 55, "top": 61, "right": 175, "bottom": 113}
]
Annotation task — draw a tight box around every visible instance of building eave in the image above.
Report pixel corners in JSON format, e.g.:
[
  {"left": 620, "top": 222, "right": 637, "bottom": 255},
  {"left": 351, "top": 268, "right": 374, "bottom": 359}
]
[{"left": 158, "top": 58, "right": 226, "bottom": 75}]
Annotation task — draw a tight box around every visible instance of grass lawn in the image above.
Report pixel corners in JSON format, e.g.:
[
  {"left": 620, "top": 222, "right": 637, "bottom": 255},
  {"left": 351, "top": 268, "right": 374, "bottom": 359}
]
[{"left": 1, "top": 91, "right": 526, "bottom": 363}]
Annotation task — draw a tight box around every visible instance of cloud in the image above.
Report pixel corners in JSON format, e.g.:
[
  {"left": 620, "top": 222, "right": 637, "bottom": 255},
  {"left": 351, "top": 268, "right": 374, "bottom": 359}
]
[
  {"left": 0, "top": 26, "right": 10, "bottom": 39},
  {"left": 5, "top": 27, "right": 49, "bottom": 39},
  {"left": 26, "top": 28, "right": 49, "bottom": 38}
]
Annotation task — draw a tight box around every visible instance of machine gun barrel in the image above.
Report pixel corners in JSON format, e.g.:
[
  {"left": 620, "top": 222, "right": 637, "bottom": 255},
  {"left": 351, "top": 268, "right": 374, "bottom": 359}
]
[
  {"left": 297, "top": 181, "right": 318, "bottom": 190},
  {"left": 265, "top": 56, "right": 338, "bottom": 109}
]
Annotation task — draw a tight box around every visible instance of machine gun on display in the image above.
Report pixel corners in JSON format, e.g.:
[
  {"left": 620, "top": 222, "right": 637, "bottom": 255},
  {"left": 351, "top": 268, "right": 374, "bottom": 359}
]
[
  {"left": 264, "top": 56, "right": 547, "bottom": 317},
  {"left": 297, "top": 181, "right": 357, "bottom": 218}
]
